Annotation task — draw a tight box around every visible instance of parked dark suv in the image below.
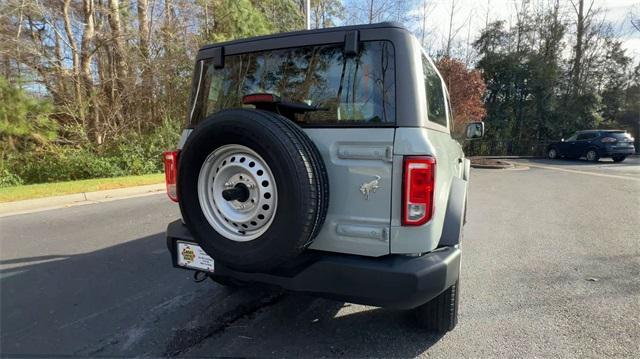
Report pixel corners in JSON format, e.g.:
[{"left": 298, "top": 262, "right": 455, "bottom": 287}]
[{"left": 547, "top": 130, "right": 635, "bottom": 162}]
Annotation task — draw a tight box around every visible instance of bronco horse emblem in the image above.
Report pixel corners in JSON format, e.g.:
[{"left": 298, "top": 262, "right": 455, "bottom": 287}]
[{"left": 359, "top": 175, "right": 381, "bottom": 200}]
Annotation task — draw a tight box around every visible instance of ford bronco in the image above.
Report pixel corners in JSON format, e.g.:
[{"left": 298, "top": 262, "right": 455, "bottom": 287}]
[{"left": 164, "top": 22, "right": 484, "bottom": 333}]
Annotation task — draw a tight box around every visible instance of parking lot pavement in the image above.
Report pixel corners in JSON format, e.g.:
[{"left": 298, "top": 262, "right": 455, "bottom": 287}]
[
  {"left": 1, "top": 161, "right": 639, "bottom": 357},
  {"left": 511, "top": 156, "right": 640, "bottom": 179}
]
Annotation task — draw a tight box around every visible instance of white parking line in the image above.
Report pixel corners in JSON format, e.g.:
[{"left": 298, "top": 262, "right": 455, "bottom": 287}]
[{"left": 521, "top": 162, "right": 640, "bottom": 182}]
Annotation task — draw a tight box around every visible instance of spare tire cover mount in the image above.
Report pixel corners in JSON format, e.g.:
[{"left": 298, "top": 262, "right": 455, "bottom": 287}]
[{"left": 197, "top": 144, "right": 277, "bottom": 242}]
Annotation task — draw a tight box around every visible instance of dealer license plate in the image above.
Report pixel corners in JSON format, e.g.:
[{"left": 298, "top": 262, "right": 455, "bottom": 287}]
[{"left": 176, "top": 241, "right": 215, "bottom": 273}]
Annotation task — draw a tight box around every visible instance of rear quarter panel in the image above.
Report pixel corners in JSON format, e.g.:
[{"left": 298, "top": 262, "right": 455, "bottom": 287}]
[{"left": 390, "top": 128, "right": 463, "bottom": 253}]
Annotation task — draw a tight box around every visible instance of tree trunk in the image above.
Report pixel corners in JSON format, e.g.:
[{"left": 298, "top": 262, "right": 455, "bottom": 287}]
[
  {"left": 571, "top": 0, "right": 584, "bottom": 95},
  {"left": 445, "top": 0, "right": 455, "bottom": 58},
  {"left": 53, "top": 30, "right": 66, "bottom": 98},
  {"left": 63, "top": 0, "right": 82, "bottom": 118},
  {"left": 137, "top": 0, "right": 151, "bottom": 124},
  {"left": 108, "top": 0, "right": 128, "bottom": 86},
  {"left": 81, "top": 0, "right": 100, "bottom": 144},
  {"left": 138, "top": 0, "right": 150, "bottom": 59}
]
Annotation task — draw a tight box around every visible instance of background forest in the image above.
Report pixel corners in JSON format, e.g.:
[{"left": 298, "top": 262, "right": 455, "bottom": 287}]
[{"left": 0, "top": 0, "right": 638, "bottom": 186}]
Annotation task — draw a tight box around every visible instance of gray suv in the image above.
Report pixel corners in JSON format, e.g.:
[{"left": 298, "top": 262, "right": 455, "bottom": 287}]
[{"left": 163, "top": 22, "right": 484, "bottom": 333}]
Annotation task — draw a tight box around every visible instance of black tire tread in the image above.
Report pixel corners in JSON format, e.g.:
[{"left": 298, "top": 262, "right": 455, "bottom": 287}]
[
  {"left": 245, "top": 110, "right": 323, "bottom": 246},
  {"left": 414, "top": 281, "right": 459, "bottom": 333},
  {"left": 255, "top": 111, "right": 329, "bottom": 242}
]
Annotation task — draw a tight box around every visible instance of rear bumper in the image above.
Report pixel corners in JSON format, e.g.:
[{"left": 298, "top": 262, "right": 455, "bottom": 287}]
[
  {"left": 603, "top": 146, "right": 635, "bottom": 156},
  {"left": 166, "top": 220, "right": 460, "bottom": 309}
]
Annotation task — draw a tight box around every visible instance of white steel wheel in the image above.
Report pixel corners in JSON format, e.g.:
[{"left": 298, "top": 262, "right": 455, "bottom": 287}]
[{"left": 197, "top": 144, "right": 277, "bottom": 242}]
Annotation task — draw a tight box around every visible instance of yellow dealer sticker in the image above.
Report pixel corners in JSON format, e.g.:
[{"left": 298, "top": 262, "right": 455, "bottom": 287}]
[{"left": 176, "top": 242, "right": 215, "bottom": 273}]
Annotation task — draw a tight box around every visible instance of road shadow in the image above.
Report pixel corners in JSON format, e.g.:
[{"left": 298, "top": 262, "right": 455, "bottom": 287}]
[
  {"left": 1, "top": 232, "right": 445, "bottom": 358},
  {"left": 184, "top": 293, "right": 446, "bottom": 358},
  {"left": 0, "top": 232, "right": 212, "bottom": 357}
]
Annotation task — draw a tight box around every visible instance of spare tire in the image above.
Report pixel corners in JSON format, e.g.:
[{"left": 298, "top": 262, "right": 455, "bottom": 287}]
[{"left": 177, "top": 109, "right": 328, "bottom": 272}]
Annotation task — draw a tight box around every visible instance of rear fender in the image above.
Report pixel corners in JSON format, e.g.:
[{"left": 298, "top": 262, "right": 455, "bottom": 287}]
[{"left": 439, "top": 176, "right": 468, "bottom": 247}]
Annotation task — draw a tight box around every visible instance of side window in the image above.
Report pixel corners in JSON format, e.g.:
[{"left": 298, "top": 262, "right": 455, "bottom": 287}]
[
  {"left": 577, "top": 133, "right": 596, "bottom": 141},
  {"left": 422, "top": 55, "right": 447, "bottom": 127},
  {"left": 446, "top": 90, "right": 454, "bottom": 134}
]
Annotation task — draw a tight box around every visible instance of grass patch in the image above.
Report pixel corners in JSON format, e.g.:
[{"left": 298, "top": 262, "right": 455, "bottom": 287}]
[{"left": 0, "top": 173, "right": 165, "bottom": 202}]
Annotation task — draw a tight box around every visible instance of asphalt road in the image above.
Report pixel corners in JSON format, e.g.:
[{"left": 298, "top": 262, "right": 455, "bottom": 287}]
[{"left": 1, "top": 158, "right": 639, "bottom": 358}]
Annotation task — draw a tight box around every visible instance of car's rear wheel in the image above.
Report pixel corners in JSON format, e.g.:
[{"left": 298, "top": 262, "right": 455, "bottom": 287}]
[
  {"left": 612, "top": 155, "right": 626, "bottom": 163},
  {"left": 547, "top": 148, "right": 558, "bottom": 159},
  {"left": 178, "top": 109, "right": 329, "bottom": 272},
  {"left": 414, "top": 281, "right": 460, "bottom": 333},
  {"left": 585, "top": 149, "right": 600, "bottom": 162}
]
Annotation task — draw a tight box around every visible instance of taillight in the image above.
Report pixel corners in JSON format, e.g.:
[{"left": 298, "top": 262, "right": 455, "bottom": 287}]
[
  {"left": 601, "top": 137, "right": 617, "bottom": 143},
  {"left": 163, "top": 151, "right": 179, "bottom": 202},
  {"left": 402, "top": 156, "right": 436, "bottom": 226}
]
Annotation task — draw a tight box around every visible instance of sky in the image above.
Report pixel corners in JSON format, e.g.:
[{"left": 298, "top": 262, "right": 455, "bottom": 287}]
[{"left": 404, "top": 0, "right": 640, "bottom": 62}]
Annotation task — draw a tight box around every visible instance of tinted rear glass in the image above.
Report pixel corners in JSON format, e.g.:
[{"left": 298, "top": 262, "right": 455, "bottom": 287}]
[
  {"left": 577, "top": 133, "right": 597, "bottom": 140},
  {"left": 607, "top": 132, "right": 632, "bottom": 140},
  {"left": 192, "top": 41, "right": 395, "bottom": 126}
]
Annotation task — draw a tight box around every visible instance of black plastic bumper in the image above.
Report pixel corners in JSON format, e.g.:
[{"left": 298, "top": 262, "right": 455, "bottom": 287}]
[
  {"left": 166, "top": 220, "right": 460, "bottom": 309},
  {"left": 603, "top": 146, "right": 635, "bottom": 156}
]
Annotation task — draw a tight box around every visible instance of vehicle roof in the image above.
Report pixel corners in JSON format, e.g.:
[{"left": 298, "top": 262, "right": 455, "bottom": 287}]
[
  {"left": 576, "top": 129, "right": 626, "bottom": 133},
  {"left": 199, "top": 22, "right": 408, "bottom": 51}
]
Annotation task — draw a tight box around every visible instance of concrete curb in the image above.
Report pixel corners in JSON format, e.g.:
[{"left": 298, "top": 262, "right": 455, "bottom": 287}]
[
  {"left": 469, "top": 155, "right": 542, "bottom": 159},
  {"left": 470, "top": 163, "right": 514, "bottom": 169},
  {"left": 0, "top": 183, "right": 165, "bottom": 217}
]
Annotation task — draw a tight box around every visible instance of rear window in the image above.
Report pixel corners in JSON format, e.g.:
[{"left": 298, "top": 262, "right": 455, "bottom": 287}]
[
  {"left": 607, "top": 131, "right": 632, "bottom": 140},
  {"left": 192, "top": 41, "right": 396, "bottom": 126}
]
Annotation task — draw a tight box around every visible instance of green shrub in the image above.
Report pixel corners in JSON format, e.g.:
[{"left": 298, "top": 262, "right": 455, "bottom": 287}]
[
  {"left": 2, "top": 118, "right": 181, "bottom": 185},
  {"left": 105, "top": 118, "right": 181, "bottom": 175},
  {"left": 0, "top": 166, "right": 24, "bottom": 188},
  {"left": 9, "top": 148, "right": 124, "bottom": 184}
]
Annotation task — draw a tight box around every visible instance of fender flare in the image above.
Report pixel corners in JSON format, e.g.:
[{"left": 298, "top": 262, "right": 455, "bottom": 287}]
[{"left": 438, "top": 176, "right": 468, "bottom": 247}]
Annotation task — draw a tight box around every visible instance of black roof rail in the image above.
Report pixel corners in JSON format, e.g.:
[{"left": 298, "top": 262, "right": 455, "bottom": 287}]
[{"left": 199, "top": 22, "right": 408, "bottom": 51}]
